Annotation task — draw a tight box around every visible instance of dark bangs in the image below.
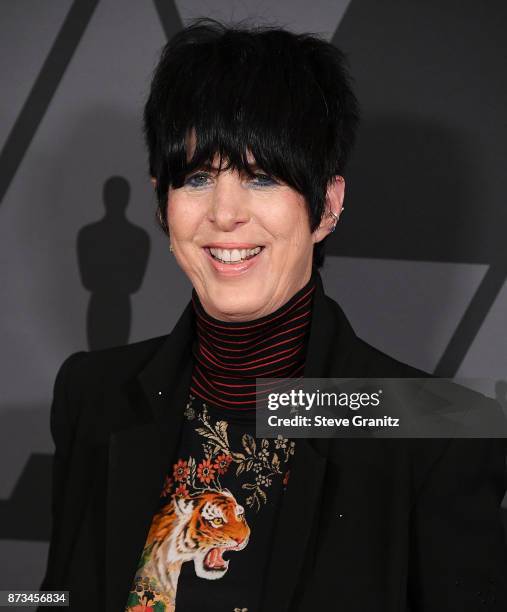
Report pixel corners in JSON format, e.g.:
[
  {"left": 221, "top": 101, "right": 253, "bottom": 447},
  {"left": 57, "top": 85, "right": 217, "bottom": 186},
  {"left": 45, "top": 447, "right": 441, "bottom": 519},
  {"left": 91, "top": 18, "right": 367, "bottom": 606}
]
[{"left": 143, "top": 18, "right": 360, "bottom": 267}]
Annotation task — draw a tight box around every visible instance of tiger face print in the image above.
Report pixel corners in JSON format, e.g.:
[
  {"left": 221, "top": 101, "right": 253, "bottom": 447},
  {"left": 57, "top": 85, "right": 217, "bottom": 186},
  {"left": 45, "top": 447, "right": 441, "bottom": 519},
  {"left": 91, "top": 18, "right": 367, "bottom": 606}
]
[{"left": 141, "top": 489, "right": 250, "bottom": 600}]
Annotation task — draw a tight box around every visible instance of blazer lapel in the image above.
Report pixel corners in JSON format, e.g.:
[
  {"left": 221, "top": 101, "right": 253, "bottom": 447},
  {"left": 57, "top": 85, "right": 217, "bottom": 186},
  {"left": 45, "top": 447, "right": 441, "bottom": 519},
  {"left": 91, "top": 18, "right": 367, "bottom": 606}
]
[
  {"left": 260, "top": 271, "right": 357, "bottom": 612},
  {"left": 105, "top": 302, "right": 196, "bottom": 611}
]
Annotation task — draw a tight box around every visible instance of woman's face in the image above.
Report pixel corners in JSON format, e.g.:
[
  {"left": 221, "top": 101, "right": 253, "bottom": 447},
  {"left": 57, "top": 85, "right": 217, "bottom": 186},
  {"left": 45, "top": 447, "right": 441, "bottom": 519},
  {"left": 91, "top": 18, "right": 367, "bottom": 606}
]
[{"left": 161, "top": 151, "right": 344, "bottom": 321}]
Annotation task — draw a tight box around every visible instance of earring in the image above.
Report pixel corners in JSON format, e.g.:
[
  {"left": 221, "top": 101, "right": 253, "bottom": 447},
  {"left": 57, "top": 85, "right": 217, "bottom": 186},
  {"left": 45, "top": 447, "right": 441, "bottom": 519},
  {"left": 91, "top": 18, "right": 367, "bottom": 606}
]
[
  {"left": 327, "top": 209, "right": 338, "bottom": 232},
  {"left": 328, "top": 206, "right": 345, "bottom": 232},
  {"left": 169, "top": 242, "right": 174, "bottom": 253}
]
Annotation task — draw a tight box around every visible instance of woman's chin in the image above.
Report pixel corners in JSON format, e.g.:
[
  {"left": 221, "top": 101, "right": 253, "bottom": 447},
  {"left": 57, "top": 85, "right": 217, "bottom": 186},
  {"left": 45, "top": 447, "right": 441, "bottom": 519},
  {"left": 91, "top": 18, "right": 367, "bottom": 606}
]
[{"left": 200, "top": 280, "right": 272, "bottom": 321}]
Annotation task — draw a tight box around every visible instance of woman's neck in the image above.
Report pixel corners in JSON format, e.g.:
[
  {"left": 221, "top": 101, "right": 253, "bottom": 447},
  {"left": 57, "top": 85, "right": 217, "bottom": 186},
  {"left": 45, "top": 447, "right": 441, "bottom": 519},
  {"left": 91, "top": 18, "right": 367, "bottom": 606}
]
[{"left": 189, "top": 270, "right": 317, "bottom": 411}]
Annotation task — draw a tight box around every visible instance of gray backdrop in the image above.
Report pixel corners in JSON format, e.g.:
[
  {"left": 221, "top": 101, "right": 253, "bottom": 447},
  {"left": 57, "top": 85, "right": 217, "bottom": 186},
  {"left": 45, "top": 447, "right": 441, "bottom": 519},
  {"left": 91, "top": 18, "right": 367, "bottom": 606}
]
[{"left": 1, "top": 0, "right": 506, "bottom": 592}]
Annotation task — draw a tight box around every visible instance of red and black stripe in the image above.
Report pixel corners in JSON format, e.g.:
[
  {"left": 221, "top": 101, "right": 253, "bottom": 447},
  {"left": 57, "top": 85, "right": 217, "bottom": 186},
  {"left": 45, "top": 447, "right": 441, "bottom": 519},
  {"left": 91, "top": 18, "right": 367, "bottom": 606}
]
[{"left": 189, "top": 271, "right": 316, "bottom": 411}]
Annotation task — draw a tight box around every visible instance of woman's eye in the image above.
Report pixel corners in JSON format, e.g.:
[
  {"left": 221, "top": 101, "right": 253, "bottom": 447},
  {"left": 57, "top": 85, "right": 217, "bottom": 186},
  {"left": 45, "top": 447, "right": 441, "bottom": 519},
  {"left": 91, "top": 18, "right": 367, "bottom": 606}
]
[
  {"left": 251, "top": 173, "right": 278, "bottom": 186},
  {"left": 183, "top": 172, "right": 278, "bottom": 188},
  {"left": 183, "top": 172, "right": 210, "bottom": 187}
]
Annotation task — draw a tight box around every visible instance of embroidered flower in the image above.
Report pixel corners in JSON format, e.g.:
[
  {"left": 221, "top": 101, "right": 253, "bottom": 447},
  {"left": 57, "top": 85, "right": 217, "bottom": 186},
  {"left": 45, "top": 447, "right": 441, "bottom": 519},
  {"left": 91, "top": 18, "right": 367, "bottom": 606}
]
[
  {"left": 287, "top": 440, "right": 296, "bottom": 456},
  {"left": 214, "top": 453, "right": 232, "bottom": 474},
  {"left": 160, "top": 475, "right": 174, "bottom": 497},
  {"left": 274, "top": 434, "right": 288, "bottom": 449},
  {"left": 174, "top": 483, "right": 189, "bottom": 498},
  {"left": 173, "top": 459, "right": 190, "bottom": 482},
  {"left": 259, "top": 447, "right": 270, "bottom": 461},
  {"left": 255, "top": 473, "right": 272, "bottom": 487},
  {"left": 184, "top": 394, "right": 290, "bottom": 511},
  {"left": 197, "top": 458, "right": 216, "bottom": 483}
]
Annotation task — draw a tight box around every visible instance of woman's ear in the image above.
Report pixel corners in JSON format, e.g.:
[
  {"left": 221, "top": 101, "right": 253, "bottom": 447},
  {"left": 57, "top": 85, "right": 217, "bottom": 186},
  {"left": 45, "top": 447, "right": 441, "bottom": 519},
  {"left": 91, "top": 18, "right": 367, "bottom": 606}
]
[
  {"left": 312, "top": 175, "right": 346, "bottom": 244},
  {"left": 150, "top": 177, "right": 157, "bottom": 189}
]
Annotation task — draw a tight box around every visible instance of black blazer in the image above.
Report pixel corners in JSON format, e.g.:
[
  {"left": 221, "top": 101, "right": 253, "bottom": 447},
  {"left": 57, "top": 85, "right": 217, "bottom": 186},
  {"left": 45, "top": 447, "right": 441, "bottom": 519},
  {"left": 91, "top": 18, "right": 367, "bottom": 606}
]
[{"left": 39, "top": 272, "right": 507, "bottom": 611}]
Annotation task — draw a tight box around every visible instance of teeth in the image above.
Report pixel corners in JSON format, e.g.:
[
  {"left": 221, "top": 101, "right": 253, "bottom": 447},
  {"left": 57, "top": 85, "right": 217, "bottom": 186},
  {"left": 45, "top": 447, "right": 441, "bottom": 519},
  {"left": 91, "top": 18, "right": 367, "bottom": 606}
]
[{"left": 208, "top": 246, "right": 262, "bottom": 263}]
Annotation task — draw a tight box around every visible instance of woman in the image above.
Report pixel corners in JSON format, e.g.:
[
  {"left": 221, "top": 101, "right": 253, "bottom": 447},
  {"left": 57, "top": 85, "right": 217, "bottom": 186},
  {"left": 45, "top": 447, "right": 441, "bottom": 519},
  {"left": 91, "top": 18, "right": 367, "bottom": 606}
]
[{"left": 39, "top": 18, "right": 507, "bottom": 612}]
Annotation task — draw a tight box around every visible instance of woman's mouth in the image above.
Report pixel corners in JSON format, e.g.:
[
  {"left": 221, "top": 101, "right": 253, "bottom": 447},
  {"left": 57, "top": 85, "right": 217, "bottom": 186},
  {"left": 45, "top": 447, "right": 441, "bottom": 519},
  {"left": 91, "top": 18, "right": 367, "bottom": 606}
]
[
  {"left": 205, "top": 246, "right": 264, "bottom": 264},
  {"left": 202, "top": 245, "right": 265, "bottom": 276}
]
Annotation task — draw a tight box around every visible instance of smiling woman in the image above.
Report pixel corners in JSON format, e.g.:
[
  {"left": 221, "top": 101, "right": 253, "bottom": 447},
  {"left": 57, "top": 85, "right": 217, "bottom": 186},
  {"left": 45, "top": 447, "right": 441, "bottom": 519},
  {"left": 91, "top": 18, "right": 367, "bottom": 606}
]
[
  {"left": 142, "top": 17, "right": 357, "bottom": 324},
  {"left": 156, "top": 139, "right": 341, "bottom": 320},
  {"left": 38, "top": 15, "right": 507, "bottom": 612}
]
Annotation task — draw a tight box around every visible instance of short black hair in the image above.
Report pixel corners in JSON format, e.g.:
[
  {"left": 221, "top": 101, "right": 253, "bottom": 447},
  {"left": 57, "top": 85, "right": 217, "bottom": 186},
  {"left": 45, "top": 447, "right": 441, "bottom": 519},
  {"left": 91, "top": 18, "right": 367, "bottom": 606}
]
[{"left": 143, "top": 17, "right": 360, "bottom": 268}]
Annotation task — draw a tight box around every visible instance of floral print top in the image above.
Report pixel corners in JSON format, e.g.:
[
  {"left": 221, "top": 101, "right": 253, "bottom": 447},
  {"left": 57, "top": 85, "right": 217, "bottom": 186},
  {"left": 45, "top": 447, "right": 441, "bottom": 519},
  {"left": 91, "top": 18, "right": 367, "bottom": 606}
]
[{"left": 124, "top": 393, "right": 296, "bottom": 612}]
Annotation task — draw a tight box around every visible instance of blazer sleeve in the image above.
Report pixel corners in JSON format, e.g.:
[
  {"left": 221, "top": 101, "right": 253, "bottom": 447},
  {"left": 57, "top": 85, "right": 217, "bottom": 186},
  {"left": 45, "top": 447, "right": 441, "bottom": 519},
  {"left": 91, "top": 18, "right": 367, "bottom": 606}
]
[
  {"left": 408, "top": 436, "right": 507, "bottom": 610},
  {"left": 38, "top": 351, "right": 88, "bottom": 591}
]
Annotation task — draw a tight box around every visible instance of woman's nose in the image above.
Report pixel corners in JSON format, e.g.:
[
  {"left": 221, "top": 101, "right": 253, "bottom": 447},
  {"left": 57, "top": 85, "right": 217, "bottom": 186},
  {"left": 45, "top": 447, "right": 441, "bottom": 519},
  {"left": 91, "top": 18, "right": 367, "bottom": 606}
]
[{"left": 208, "top": 175, "right": 250, "bottom": 230}]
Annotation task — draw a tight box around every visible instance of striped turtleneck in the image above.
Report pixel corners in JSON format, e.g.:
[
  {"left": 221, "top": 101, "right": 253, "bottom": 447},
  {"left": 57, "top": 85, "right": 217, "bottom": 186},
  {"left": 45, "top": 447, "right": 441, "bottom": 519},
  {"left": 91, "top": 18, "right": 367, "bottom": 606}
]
[{"left": 190, "top": 269, "right": 317, "bottom": 411}]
